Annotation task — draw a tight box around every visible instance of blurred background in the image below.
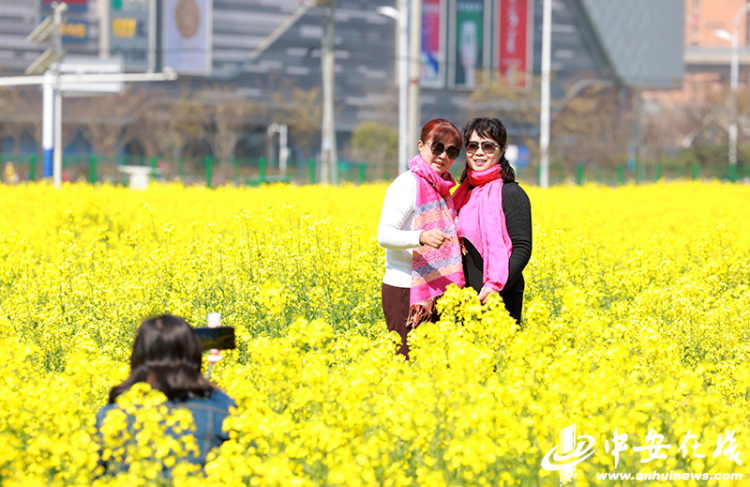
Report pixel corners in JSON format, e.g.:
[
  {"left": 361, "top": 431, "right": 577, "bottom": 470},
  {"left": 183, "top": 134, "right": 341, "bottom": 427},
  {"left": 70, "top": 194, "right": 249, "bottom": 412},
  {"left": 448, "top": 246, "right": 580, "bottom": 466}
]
[{"left": 1, "top": 0, "right": 748, "bottom": 186}]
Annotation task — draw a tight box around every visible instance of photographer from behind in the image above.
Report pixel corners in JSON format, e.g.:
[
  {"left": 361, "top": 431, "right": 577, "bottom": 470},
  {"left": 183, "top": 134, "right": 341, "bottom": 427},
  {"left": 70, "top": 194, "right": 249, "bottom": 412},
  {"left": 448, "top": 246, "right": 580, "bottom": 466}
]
[{"left": 95, "top": 314, "right": 236, "bottom": 471}]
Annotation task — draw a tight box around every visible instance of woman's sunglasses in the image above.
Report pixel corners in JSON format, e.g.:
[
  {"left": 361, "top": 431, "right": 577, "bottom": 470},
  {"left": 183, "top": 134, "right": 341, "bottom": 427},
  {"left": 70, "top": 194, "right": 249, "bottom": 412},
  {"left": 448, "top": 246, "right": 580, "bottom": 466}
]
[
  {"left": 466, "top": 141, "right": 501, "bottom": 155},
  {"left": 428, "top": 141, "right": 461, "bottom": 160}
]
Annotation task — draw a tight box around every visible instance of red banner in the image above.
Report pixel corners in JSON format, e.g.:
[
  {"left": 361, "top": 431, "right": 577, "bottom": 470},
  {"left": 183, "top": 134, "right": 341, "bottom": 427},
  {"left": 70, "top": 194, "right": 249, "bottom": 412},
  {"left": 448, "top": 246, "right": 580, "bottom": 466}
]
[
  {"left": 421, "top": 0, "right": 442, "bottom": 85},
  {"left": 41, "top": 0, "right": 88, "bottom": 10},
  {"left": 499, "top": 0, "right": 529, "bottom": 88}
]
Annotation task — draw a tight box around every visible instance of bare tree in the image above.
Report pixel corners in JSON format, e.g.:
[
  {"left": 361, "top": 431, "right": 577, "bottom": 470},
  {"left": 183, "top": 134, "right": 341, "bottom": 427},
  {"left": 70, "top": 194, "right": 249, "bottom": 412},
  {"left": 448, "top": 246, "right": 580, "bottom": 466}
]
[
  {"left": 10, "top": 88, "right": 42, "bottom": 155},
  {"left": 272, "top": 87, "right": 322, "bottom": 161},
  {"left": 1, "top": 88, "right": 89, "bottom": 157},
  {"left": 171, "top": 97, "right": 207, "bottom": 158},
  {"left": 204, "top": 102, "right": 262, "bottom": 161},
  {"left": 60, "top": 96, "right": 88, "bottom": 152},
  {"left": 80, "top": 86, "right": 147, "bottom": 156},
  {"left": 665, "top": 75, "right": 741, "bottom": 168},
  {"left": 641, "top": 108, "right": 677, "bottom": 166},
  {"left": 132, "top": 89, "right": 194, "bottom": 159},
  {"left": 461, "top": 74, "right": 543, "bottom": 164},
  {"left": 348, "top": 121, "right": 398, "bottom": 180},
  {"left": 174, "top": 87, "right": 267, "bottom": 163},
  {"left": 0, "top": 89, "right": 18, "bottom": 117},
  {"left": 462, "top": 74, "right": 540, "bottom": 131},
  {"left": 0, "top": 89, "right": 22, "bottom": 154},
  {"left": 551, "top": 85, "right": 634, "bottom": 168}
]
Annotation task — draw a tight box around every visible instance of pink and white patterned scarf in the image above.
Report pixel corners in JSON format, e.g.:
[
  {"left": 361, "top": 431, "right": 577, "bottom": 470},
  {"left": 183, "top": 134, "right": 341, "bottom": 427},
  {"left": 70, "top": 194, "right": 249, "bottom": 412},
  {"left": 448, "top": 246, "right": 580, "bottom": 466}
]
[{"left": 408, "top": 155, "right": 465, "bottom": 327}]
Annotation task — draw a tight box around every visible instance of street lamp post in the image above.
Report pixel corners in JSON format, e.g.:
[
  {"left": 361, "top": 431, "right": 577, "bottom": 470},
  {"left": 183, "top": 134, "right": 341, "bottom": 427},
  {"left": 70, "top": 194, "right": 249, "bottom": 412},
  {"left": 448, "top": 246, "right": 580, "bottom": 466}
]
[
  {"left": 538, "top": 0, "right": 552, "bottom": 188},
  {"left": 407, "top": 0, "right": 422, "bottom": 162},
  {"left": 377, "top": 2, "right": 408, "bottom": 174},
  {"left": 715, "top": 3, "right": 750, "bottom": 182},
  {"left": 320, "top": 1, "right": 337, "bottom": 185},
  {"left": 51, "top": 1, "right": 68, "bottom": 189}
]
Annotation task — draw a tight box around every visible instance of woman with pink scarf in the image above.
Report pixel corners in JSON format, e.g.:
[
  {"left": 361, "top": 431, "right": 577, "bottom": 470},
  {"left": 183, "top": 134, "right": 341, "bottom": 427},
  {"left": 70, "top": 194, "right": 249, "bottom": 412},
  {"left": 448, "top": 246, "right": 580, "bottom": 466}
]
[
  {"left": 452, "top": 117, "right": 532, "bottom": 324},
  {"left": 377, "top": 119, "right": 465, "bottom": 357}
]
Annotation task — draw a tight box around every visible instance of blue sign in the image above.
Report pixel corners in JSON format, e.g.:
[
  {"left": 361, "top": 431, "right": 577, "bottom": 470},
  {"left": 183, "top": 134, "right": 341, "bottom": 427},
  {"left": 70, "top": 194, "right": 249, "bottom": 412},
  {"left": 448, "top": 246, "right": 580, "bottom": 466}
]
[
  {"left": 62, "top": 19, "right": 89, "bottom": 43},
  {"left": 627, "top": 143, "right": 636, "bottom": 172},
  {"left": 516, "top": 146, "right": 530, "bottom": 168}
]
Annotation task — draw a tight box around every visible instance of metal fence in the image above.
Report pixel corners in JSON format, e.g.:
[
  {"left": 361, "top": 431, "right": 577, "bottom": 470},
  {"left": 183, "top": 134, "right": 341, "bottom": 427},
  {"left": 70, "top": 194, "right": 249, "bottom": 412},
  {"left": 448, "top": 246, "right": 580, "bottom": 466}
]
[
  {"left": 510, "top": 162, "right": 750, "bottom": 186},
  {"left": 1, "top": 153, "right": 748, "bottom": 186},
  {"left": 0, "top": 154, "right": 368, "bottom": 187}
]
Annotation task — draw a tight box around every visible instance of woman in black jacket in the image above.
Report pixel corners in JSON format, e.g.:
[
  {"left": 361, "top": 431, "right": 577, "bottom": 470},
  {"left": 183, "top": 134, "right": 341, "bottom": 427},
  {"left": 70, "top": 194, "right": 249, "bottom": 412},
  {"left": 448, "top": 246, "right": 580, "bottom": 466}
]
[{"left": 452, "top": 117, "right": 532, "bottom": 323}]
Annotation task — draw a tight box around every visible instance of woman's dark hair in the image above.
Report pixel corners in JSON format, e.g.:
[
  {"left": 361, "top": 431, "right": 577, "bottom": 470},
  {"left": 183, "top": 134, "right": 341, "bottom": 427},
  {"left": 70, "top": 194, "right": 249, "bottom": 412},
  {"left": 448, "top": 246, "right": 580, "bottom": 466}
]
[
  {"left": 420, "top": 118, "right": 463, "bottom": 148},
  {"left": 459, "top": 117, "right": 516, "bottom": 183},
  {"left": 109, "top": 315, "right": 215, "bottom": 403}
]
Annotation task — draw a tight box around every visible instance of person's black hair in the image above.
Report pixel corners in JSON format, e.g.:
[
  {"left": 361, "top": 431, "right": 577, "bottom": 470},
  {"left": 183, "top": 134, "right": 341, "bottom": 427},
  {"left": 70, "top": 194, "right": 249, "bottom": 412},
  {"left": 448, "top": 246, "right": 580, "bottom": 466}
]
[
  {"left": 108, "top": 315, "right": 215, "bottom": 403},
  {"left": 459, "top": 117, "right": 516, "bottom": 184}
]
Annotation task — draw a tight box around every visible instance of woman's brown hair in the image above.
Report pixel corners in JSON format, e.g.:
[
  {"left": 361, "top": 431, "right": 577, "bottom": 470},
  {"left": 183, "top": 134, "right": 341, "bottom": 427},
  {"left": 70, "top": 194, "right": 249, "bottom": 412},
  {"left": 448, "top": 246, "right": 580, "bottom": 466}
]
[{"left": 109, "top": 315, "right": 215, "bottom": 403}]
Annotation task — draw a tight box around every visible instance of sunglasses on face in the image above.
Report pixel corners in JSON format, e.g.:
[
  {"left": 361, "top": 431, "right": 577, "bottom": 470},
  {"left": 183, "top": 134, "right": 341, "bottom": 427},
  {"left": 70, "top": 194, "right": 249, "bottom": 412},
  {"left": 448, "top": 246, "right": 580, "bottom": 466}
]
[
  {"left": 428, "top": 141, "right": 461, "bottom": 160},
  {"left": 466, "top": 140, "right": 501, "bottom": 155}
]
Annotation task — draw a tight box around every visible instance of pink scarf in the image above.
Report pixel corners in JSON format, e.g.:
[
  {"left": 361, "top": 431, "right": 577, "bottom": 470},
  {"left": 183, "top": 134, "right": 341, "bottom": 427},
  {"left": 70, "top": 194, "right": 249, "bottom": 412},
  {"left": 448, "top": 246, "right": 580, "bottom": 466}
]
[
  {"left": 408, "top": 155, "right": 465, "bottom": 325},
  {"left": 452, "top": 164, "right": 512, "bottom": 292}
]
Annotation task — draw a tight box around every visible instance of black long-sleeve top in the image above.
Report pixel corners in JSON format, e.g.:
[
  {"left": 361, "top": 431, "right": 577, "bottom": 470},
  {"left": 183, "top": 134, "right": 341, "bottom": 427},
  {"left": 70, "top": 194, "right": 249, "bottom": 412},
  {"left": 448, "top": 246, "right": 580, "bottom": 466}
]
[{"left": 461, "top": 182, "right": 533, "bottom": 294}]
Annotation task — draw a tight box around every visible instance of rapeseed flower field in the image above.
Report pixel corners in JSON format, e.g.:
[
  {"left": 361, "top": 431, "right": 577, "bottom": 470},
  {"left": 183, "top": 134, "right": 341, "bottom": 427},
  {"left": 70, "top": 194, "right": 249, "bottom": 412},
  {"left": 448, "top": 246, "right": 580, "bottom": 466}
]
[{"left": 0, "top": 181, "right": 749, "bottom": 486}]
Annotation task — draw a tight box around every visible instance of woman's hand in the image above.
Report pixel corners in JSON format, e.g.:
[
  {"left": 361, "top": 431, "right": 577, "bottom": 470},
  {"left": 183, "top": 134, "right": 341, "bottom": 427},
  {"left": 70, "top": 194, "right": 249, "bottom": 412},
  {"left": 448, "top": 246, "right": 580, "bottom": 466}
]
[
  {"left": 477, "top": 286, "right": 498, "bottom": 304},
  {"left": 420, "top": 229, "right": 449, "bottom": 249}
]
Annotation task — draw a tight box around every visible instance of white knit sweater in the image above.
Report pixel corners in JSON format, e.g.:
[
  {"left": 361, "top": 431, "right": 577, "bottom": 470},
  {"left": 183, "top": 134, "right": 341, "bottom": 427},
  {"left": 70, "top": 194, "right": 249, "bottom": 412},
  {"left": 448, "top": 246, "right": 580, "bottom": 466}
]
[{"left": 376, "top": 171, "right": 423, "bottom": 288}]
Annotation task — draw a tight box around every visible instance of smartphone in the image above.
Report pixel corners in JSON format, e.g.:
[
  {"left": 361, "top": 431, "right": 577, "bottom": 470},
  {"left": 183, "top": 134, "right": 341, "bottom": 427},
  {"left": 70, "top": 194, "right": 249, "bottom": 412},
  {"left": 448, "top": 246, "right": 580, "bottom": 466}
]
[{"left": 194, "top": 326, "right": 236, "bottom": 351}]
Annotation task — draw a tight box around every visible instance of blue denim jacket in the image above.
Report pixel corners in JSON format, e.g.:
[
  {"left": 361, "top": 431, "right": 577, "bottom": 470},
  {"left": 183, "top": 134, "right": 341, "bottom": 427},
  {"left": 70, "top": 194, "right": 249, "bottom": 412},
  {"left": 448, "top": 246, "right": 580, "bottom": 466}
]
[{"left": 95, "top": 389, "right": 236, "bottom": 470}]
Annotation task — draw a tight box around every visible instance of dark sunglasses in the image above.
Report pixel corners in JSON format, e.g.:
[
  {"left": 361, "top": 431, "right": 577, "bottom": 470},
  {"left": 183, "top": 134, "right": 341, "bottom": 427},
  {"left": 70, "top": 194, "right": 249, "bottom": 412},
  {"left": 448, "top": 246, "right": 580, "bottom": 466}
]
[
  {"left": 428, "top": 141, "right": 461, "bottom": 160},
  {"left": 466, "top": 141, "right": 501, "bottom": 155}
]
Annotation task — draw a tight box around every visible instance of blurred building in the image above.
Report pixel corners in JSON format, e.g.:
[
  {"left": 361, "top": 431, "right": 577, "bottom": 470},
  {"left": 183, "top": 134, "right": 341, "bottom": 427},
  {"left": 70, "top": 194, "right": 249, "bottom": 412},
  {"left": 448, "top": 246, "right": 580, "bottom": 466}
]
[
  {"left": 0, "top": 0, "right": 684, "bottom": 160},
  {"left": 686, "top": 0, "right": 749, "bottom": 48},
  {"left": 683, "top": 0, "right": 750, "bottom": 83},
  {"left": 643, "top": 0, "right": 750, "bottom": 149}
]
